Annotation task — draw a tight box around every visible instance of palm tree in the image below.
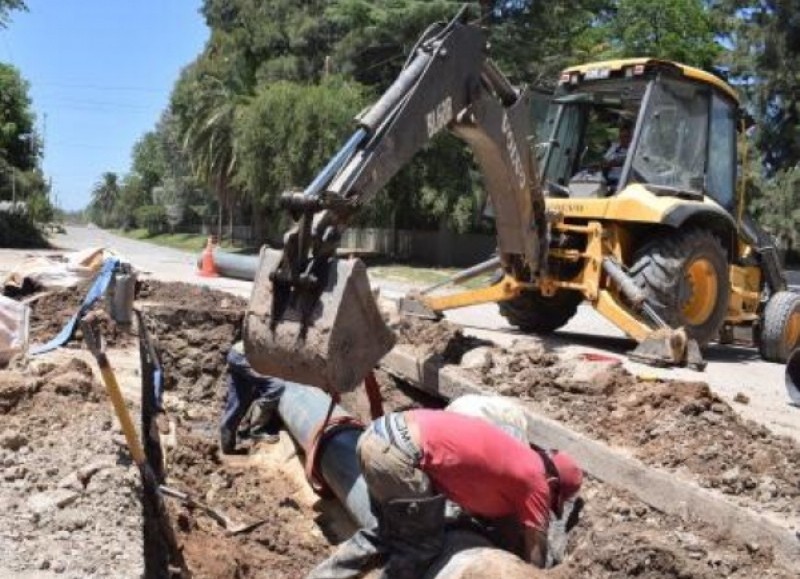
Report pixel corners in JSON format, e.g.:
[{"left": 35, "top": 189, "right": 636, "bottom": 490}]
[
  {"left": 90, "top": 172, "right": 120, "bottom": 228},
  {"left": 182, "top": 70, "right": 249, "bottom": 240}
]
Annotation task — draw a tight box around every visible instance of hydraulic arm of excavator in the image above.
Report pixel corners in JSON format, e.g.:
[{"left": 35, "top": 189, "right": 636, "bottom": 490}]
[{"left": 243, "top": 7, "right": 547, "bottom": 393}]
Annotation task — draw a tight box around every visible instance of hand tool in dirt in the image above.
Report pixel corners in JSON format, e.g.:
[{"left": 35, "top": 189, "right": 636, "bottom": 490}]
[
  {"left": 157, "top": 485, "right": 267, "bottom": 535},
  {"left": 80, "top": 319, "right": 189, "bottom": 576},
  {"left": 81, "top": 318, "right": 147, "bottom": 466}
]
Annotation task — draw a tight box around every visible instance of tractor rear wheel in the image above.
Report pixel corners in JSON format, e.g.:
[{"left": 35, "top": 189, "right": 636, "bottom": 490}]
[
  {"left": 498, "top": 289, "right": 583, "bottom": 334},
  {"left": 759, "top": 291, "right": 800, "bottom": 363},
  {"left": 629, "top": 229, "right": 729, "bottom": 346}
]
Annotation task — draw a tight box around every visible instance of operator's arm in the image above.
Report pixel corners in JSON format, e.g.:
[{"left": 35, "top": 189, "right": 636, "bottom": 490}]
[{"left": 523, "top": 526, "right": 548, "bottom": 568}]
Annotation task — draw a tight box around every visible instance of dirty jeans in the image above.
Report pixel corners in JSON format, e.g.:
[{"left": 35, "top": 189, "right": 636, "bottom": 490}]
[
  {"left": 356, "top": 419, "right": 433, "bottom": 505},
  {"left": 220, "top": 346, "right": 285, "bottom": 435}
]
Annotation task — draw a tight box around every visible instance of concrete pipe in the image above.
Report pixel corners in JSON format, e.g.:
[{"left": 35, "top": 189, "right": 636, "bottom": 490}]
[{"left": 195, "top": 249, "right": 259, "bottom": 281}]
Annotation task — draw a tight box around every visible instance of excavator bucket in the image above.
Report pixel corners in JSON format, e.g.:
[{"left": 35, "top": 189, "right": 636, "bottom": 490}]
[
  {"left": 243, "top": 248, "right": 396, "bottom": 394},
  {"left": 629, "top": 327, "right": 706, "bottom": 371}
]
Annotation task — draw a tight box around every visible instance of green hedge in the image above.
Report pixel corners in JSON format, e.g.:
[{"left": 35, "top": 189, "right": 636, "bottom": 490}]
[{"left": 0, "top": 212, "right": 48, "bottom": 248}]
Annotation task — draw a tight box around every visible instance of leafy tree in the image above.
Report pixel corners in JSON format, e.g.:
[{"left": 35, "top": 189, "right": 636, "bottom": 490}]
[
  {"left": 234, "top": 77, "right": 370, "bottom": 232},
  {"left": 750, "top": 166, "right": 800, "bottom": 254},
  {"left": 134, "top": 204, "right": 169, "bottom": 236},
  {"left": 0, "top": 63, "right": 39, "bottom": 172},
  {"left": 0, "top": 0, "right": 25, "bottom": 28},
  {"left": 482, "top": 0, "right": 612, "bottom": 86},
  {"left": 171, "top": 53, "right": 251, "bottom": 237},
  {"left": 604, "top": 0, "right": 721, "bottom": 68},
  {"left": 113, "top": 173, "right": 150, "bottom": 230},
  {"left": 714, "top": 0, "right": 800, "bottom": 173},
  {"left": 131, "top": 131, "right": 167, "bottom": 195}
]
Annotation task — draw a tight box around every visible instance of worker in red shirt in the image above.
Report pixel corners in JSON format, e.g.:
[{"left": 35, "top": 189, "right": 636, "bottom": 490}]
[{"left": 311, "top": 408, "right": 583, "bottom": 578}]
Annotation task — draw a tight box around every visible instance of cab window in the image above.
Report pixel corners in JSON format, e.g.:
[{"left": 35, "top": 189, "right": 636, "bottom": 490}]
[
  {"left": 631, "top": 79, "right": 709, "bottom": 192},
  {"left": 707, "top": 94, "right": 737, "bottom": 209}
]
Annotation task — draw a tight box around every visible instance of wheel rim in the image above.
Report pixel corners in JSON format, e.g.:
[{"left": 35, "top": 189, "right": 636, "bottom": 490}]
[
  {"left": 681, "top": 258, "right": 718, "bottom": 326},
  {"left": 786, "top": 309, "right": 800, "bottom": 351}
]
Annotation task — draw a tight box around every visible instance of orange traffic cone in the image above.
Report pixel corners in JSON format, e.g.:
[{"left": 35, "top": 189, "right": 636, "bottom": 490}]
[{"left": 198, "top": 236, "right": 219, "bottom": 277}]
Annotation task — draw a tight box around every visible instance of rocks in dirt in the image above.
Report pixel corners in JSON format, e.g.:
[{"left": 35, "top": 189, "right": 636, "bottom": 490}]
[
  {"left": 0, "top": 355, "right": 143, "bottom": 578},
  {"left": 393, "top": 318, "right": 489, "bottom": 363},
  {"left": 734, "top": 392, "right": 750, "bottom": 405},
  {"left": 460, "top": 346, "right": 493, "bottom": 371},
  {"left": 0, "top": 430, "right": 28, "bottom": 451},
  {"left": 0, "top": 374, "right": 29, "bottom": 414},
  {"left": 142, "top": 306, "right": 243, "bottom": 407},
  {"left": 27, "top": 489, "right": 80, "bottom": 514}
]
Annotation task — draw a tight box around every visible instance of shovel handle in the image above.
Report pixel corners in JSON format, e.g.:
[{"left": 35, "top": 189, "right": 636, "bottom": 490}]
[{"left": 81, "top": 321, "right": 146, "bottom": 466}]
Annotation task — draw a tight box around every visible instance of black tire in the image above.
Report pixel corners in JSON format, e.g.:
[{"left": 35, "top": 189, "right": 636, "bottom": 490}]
[
  {"left": 629, "top": 229, "right": 729, "bottom": 346},
  {"left": 498, "top": 289, "right": 583, "bottom": 334},
  {"left": 759, "top": 291, "right": 800, "bottom": 363}
]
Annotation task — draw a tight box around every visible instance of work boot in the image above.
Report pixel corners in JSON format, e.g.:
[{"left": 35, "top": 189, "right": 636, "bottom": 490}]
[
  {"left": 379, "top": 494, "right": 446, "bottom": 579},
  {"left": 306, "top": 527, "right": 385, "bottom": 579},
  {"left": 219, "top": 426, "right": 236, "bottom": 455}
]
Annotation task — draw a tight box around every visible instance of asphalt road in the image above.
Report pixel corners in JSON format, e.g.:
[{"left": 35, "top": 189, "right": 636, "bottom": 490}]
[{"left": 3, "top": 226, "right": 796, "bottom": 442}]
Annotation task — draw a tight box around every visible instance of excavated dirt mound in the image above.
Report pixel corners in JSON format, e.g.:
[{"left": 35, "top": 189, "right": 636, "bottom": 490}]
[
  {"left": 393, "top": 317, "right": 490, "bottom": 364},
  {"left": 142, "top": 307, "right": 243, "bottom": 406},
  {"left": 552, "top": 479, "right": 792, "bottom": 578},
  {"left": 25, "top": 282, "right": 134, "bottom": 348},
  {"left": 137, "top": 279, "right": 247, "bottom": 311},
  {"left": 0, "top": 356, "right": 143, "bottom": 577},
  {"left": 163, "top": 432, "right": 336, "bottom": 578}
]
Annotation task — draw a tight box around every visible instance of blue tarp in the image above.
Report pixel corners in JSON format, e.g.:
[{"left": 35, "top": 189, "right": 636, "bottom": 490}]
[{"left": 31, "top": 257, "right": 120, "bottom": 355}]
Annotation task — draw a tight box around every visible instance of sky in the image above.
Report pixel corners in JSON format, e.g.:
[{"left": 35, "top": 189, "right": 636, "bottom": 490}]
[{"left": 0, "top": 1, "right": 209, "bottom": 211}]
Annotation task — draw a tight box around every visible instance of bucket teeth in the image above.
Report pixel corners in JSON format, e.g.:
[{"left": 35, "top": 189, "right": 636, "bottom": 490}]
[
  {"left": 244, "top": 248, "right": 396, "bottom": 394},
  {"left": 397, "top": 295, "right": 442, "bottom": 320},
  {"left": 629, "top": 327, "right": 705, "bottom": 370}
]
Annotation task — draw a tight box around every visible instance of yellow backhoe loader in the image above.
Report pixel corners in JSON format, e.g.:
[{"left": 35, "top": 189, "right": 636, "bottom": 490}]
[
  {"left": 412, "top": 58, "right": 800, "bottom": 366},
  {"left": 241, "top": 9, "right": 800, "bottom": 395}
]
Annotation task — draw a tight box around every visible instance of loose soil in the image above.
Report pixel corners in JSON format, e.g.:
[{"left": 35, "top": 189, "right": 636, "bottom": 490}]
[
  {"left": 0, "top": 355, "right": 143, "bottom": 578},
  {"left": 27, "top": 282, "right": 135, "bottom": 348},
  {"left": 6, "top": 283, "right": 798, "bottom": 578},
  {"left": 137, "top": 278, "right": 247, "bottom": 311}
]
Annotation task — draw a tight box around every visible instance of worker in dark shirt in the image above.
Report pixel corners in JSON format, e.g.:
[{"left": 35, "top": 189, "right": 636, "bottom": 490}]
[{"left": 219, "top": 341, "right": 285, "bottom": 454}]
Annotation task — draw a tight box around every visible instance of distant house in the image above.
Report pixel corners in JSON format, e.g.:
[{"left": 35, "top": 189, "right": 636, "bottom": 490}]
[{"left": 0, "top": 201, "right": 27, "bottom": 214}]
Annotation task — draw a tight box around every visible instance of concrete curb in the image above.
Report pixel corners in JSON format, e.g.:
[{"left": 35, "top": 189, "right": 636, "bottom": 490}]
[{"left": 381, "top": 346, "right": 800, "bottom": 568}]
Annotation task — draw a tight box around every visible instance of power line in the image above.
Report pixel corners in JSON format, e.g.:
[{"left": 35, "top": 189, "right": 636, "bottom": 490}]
[
  {"left": 31, "top": 80, "right": 164, "bottom": 94},
  {"left": 35, "top": 96, "right": 158, "bottom": 111}
]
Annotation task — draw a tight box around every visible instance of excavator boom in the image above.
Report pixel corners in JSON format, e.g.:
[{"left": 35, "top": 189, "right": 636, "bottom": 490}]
[{"left": 243, "top": 8, "right": 547, "bottom": 393}]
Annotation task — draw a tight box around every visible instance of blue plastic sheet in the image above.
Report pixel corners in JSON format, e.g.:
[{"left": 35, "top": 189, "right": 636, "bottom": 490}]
[{"left": 31, "top": 257, "right": 120, "bottom": 355}]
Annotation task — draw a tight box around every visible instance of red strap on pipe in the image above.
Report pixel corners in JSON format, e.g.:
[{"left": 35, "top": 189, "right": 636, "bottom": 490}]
[
  {"left": 364, "top": 371, "right": 384, "bottom": 420},
  {"left": 304, "top": 392, "right": 364, "bottom": 498}
]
